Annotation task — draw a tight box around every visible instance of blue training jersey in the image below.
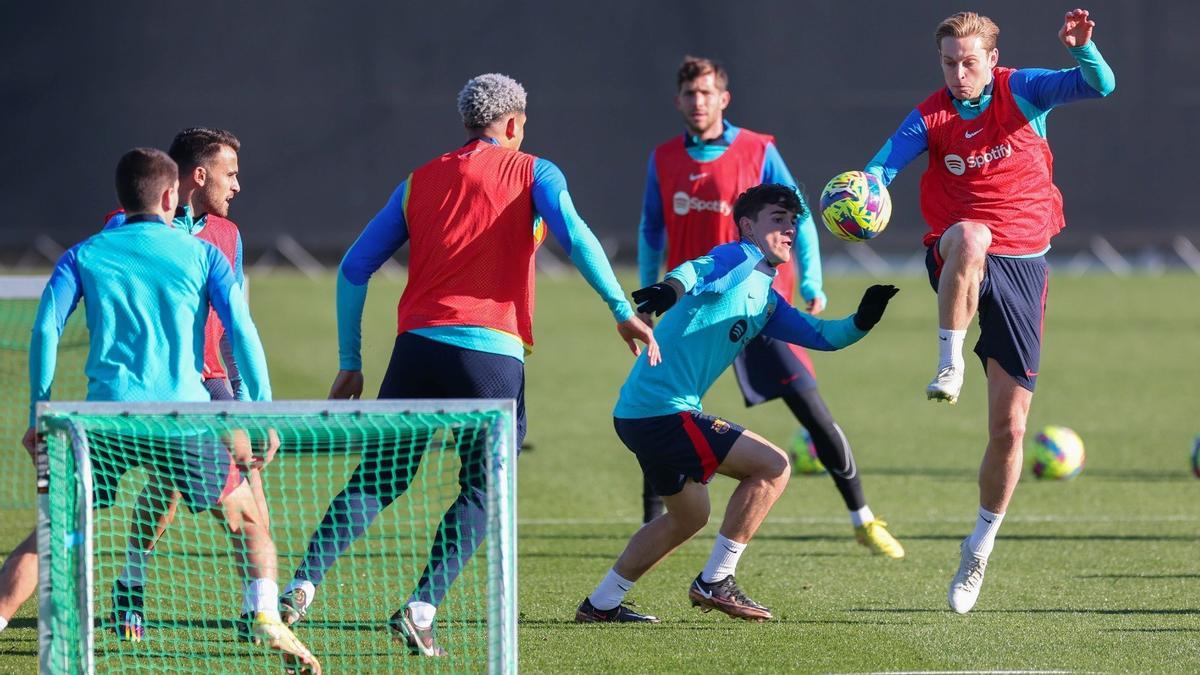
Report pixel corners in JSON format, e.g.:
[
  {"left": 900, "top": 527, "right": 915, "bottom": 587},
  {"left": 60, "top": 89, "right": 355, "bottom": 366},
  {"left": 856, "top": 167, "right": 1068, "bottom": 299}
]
[
  {"left": 29, "top": 215, "right": 271, "bottom": 426},
  {"left": 614, "top": 241, "right": 866, "bottom": 419},
  {"left": 638, "top": 120, "right": 825, "bottom": 306},
  {"left": 336, "top": 138, "right": 633, "bottom": 368}
]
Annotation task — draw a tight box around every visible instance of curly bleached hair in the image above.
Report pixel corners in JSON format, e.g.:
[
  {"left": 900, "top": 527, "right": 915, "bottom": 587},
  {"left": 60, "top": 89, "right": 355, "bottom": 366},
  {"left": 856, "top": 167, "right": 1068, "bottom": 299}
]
[{"left": 457, "top": 73, "right": 527, "bottom": 129}]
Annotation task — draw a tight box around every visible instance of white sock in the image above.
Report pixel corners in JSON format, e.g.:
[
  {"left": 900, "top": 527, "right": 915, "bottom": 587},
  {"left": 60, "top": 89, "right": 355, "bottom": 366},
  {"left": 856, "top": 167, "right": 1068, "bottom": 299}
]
[
  {"left": 241, "top": 581, "right": 253, "bottom": 614},
  {"left": 701, "top": 534, "right": 747, "bottom": 583},
  {"left": 407, "top": 600, "right": 437, "bottom": 628},
  {"left": 588, "top": 568, "right": 634, "bottom": 611},
  {"left": 966, "top": 507, "right": 1005, "bottom": 558},
  {"left": 283, "top": 579, "right": 316, "bottom": 610},
  {"left": 938, "top": 328, "right": 967, "bottom": 371},
  {"left": 850, "top": 505, "right": 875, "bottom": 528},
  {"left": 117, "top": 549, "right": 150, "bottom": 588},
  {"left": 246, "top": 578, "right": 281, "bottom": 621},
  {"left": 0, "top": 615, "right": 8, "bottom": 632}
]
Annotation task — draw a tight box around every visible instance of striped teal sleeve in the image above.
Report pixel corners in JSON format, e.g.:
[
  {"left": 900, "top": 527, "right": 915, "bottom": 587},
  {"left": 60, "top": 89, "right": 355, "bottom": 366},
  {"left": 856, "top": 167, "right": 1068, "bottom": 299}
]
[
  {"left": 533, "top": 158, "right": 633, "bottom": 322},
  {"left": 760, "top": 290, "right": 867, "bottom": 351},
  {"left": 666, "top": 242, "right": 758, "bottom": 296},
  {"left": 205, "top": 246, "right": 272, "bottom": 401},
  {"left": 865, "top": 108, "right": 928, "bottom": 185},
  {"left": 337, "top": 180, "right": 411, "bottom": 370},
  {"left": 29, "top": 247, "right": 84, "bottom": 426}
]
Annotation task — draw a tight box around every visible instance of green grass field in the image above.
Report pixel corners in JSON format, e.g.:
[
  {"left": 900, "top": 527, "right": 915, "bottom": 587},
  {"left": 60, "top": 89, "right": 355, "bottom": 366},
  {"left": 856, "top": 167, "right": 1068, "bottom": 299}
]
[{"left": 2, "top": 270, "right": 1199, "bottom": 673}]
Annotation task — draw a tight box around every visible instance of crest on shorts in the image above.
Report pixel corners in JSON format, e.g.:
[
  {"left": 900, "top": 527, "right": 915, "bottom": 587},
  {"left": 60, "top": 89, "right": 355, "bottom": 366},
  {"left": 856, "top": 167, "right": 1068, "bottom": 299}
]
[{"left": 710, "top": 418, "right": 731, "bottom": 434}]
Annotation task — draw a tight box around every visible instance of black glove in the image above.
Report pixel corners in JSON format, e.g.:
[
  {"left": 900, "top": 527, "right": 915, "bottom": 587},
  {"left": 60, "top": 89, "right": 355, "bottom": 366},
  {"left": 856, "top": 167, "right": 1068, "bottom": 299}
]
[
  {"left": 854, "top": 284, "right": 899, "bottom": 331},
  {"left": 632, "top": 282, "right": 680, "bottom": 317}
]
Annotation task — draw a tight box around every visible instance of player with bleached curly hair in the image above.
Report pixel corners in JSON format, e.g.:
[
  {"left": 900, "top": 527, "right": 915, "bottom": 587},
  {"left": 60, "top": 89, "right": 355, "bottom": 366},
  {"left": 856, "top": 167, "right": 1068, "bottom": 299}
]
[{"left": 277, "top": 72, "right": 658, "bottom": 657}]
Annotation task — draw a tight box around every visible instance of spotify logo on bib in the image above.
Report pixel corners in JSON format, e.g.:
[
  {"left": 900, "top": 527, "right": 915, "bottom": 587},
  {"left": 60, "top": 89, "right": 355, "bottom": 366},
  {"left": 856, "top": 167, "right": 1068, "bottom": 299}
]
[{"left": 944, "top": 154, "right": 966, "bottom": 176}]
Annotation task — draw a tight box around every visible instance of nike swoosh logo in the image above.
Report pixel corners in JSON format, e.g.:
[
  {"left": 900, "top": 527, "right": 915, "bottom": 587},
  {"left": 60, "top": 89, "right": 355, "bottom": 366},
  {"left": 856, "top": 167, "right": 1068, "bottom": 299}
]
[
  {"left": 1025, "top": 369, "right": 1039, "bottom": 377},
  {"left": 965, "top": 129, "right": 983, "bottom": 138},
  {"left": 693, "top": 584, "right": 713, "bottom": 599},
  {"left": 722, "top": 544, "right": 740, "bottom": 553},
  {"left": 981, "top": 516, "right": 993, "bottom": 524},
  {"left": 939, "top": 336, "right": 948, "bottom": 341},
  {"left": 688, "top": 173, "right": 707, "bottom": 181}
]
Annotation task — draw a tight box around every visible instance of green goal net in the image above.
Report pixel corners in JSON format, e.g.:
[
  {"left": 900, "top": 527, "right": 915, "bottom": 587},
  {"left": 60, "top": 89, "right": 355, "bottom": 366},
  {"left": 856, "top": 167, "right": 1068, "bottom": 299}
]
[
  {"left": 0, "top": 275, "right": 88, "bottom": 508},
  {"left": 37, "top": 400, "right": 518, "bottom": 674}
]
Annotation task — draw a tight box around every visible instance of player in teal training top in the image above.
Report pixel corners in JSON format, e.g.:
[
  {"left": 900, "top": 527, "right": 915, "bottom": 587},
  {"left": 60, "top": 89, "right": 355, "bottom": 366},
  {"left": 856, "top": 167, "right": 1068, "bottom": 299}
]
[
  {"left": 23, "top": 148, "right": 320, "bottom": 672},
  {"left": 577, "top": 184, "right": 898, "bottom": 623}
]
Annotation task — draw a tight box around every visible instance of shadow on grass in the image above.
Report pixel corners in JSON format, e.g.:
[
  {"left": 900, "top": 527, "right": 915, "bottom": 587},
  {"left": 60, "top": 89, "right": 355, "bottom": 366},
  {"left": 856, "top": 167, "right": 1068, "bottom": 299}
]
[
  {"left": 753, "top": 532, "right": 1199, "bottom": 543},
  {"left": 850, "top": 607, "right": 1200, "bottom": 616},
  {"left": 1099, "top": 627, "right": 1200, "bottom": 633},
  {"left": 1, "top": 618, "right": 36, "bottom": 630},
  {"left": 1077, "top": 573, "right": 1200, "bottom": 579}
]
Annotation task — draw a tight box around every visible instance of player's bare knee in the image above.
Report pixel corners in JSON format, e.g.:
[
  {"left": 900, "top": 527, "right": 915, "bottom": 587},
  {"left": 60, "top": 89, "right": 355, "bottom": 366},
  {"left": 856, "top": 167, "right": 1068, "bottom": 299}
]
[
  {"left": 944, "top": 222, "right": 991, "bottom": 267},
  {"left": 989, "top": 418, "right": 1026, "bottom": 450},
  {"left": 670, "top": 506, "right": 709, "bottom": 537}
]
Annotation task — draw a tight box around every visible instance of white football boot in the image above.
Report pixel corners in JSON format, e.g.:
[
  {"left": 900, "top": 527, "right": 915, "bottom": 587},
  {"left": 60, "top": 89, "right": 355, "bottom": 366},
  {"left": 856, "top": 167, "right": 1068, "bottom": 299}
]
[
  {"left": 948, "top": 538, "right": 989, "bottom": 614},
  {"left": 926, "top": 365, "right": 964, "bottom": 404}
]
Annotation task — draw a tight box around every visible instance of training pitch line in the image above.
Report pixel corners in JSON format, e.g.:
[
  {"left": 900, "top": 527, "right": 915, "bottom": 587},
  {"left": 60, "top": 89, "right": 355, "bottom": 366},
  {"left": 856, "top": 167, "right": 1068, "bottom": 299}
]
[{"left": 520, "top": 514, "right": 1198, "bottom": 526}]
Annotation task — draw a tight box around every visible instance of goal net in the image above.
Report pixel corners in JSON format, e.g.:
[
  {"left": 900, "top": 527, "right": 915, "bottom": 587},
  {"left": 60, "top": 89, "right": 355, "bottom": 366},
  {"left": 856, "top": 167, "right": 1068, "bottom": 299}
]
[{"left": 37, "top": 399, "right": 518, "bottom": 674}]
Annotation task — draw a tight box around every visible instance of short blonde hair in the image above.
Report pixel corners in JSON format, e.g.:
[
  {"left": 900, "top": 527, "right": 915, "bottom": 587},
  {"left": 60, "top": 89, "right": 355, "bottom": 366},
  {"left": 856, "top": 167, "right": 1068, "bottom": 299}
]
[{"left": 935, "top": 12, "right": 1000, "bottom": 51}]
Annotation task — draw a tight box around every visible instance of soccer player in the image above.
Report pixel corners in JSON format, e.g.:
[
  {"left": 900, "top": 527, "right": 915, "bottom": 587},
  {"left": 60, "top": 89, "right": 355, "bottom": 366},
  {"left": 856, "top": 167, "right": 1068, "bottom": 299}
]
[
  {"left": 636, "top": 55, "right": 903, "bottom": 557},
  {"left": 103, "top": 127, "right": 280, "bottom": 641},
  {"left": 864, "top": 9, "right": 1114, "bottom": 613},
  {"left": 26, "top": 148, "right": 319, "bottom": 672},
  {"left": 278, "top": 73, "right": 658, "bottom": 656},
  {"left": 577, "top": 184, "right": 898, "bottom": 623}
]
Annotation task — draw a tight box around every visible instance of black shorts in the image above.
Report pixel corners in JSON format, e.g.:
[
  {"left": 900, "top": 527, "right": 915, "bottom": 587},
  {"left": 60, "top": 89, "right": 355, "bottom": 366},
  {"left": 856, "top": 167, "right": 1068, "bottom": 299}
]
[
  {"left": 349, "top": 332, "right": 526, "bottom": 493},
  {"left": 90, "top": 432, "right": 240, "bottom": 512},
  {"left": 926, "top": 243, "right": 1049, "bottom": 391},
  {"left": 732, "top": 335, "right": 818, "bottom": 406},
  {"left": 614, "top": 412, "right": 745, "bottom": 497}
]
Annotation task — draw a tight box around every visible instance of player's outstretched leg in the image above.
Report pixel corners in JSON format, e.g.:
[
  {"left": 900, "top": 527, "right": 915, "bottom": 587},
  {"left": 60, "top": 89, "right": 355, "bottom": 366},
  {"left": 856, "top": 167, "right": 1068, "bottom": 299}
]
[
  {"left": 688, "top": 430, "right": 788, "bottom": 621},
  {"left": 391, "top": 434, "right": 490, "bottom": 656},
  {"left": 282, "top": 436, "right": 425, "bottom": 625},
  {"left": 218, "top": 481, "right": 321, "bottom": 674},
  {"left": 578, "top": 479, "right": 712, "bottom": 623},
  {"left": 949, "top": 361, "right": 1030, "bottom": 613},
  {"left": 781, "top": 390, "right": 904, "bottom": 558},
  {"left": 113, "top": 478, "right": 179, "bottom": 642},
  {"left": 928, "top": 222, "right": 990, "bottom": 404}
]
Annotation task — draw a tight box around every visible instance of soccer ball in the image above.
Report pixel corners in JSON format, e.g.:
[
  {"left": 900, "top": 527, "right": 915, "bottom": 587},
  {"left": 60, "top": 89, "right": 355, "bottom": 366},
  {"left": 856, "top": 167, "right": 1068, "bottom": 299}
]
[
  {"left": 1031, "top": 426, "right": 1085, "bottom": 480},
  {"left": 819, "top": 170, "right": 892, "bottom": 242},
  {"left": 788, "top": 427, "right": 826, "bottom": 475},
  {"left": 1191, "top": 436, "right": 1200, "bottom": 478}
]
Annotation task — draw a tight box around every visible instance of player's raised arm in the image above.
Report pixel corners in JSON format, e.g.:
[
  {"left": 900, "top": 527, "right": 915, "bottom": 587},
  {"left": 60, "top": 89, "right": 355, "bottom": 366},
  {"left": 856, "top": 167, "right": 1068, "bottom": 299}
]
[
  {"left": 205, "top": 244, "right": 271, "bottom": 401},
  {"left": 531, "top": 158, "right": 659, "bottom": 363},
  {"left": 1009, "top": 10, "right": 1114, "bottom": 116},
  {"left": 864, "top": 108, "right": 929, "bottom": 186},
  {"left": 28, "top": 247, "right": 84, "bottom": 429},
  {"left": 330, "top": 180, "right": 412, "bottom": 397}
]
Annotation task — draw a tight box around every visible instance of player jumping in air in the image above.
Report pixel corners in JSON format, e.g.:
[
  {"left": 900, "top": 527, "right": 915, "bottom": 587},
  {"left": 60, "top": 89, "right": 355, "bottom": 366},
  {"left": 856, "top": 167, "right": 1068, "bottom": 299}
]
[
  {"left": 864, "top": 9, "right": 1114, "bottom": 613},
  {"left": 278, "top": 73, "right": 658, "bottom": 656},
  {"left": 26, "top": 148, "right": 319, "bottom": 672},
  {"left": 577, "top": 184, "right": 898, "bottom": 623},
  {"left": 636, "top": 55, "right": 903, "bottom": 557},
  {"left": 103, "top": 127, "right": 280, "bottom": 643}
]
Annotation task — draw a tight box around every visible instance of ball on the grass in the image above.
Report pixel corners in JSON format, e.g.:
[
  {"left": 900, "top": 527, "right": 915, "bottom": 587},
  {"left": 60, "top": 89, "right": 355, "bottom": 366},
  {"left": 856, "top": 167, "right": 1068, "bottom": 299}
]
[{"left": 1031, "top": 425, "right": 1085, "bottom": 480}]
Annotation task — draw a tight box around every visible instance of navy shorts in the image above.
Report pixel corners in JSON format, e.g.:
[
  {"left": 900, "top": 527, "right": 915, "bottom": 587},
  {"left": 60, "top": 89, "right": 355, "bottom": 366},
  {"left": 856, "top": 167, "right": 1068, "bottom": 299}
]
[
  {"left": 350, "top": 332, "right": 526, "bottom": 494},
  {"left": 89, "top": 432, "right": 240, "bottom": 512},
  {"left": 926, "top": 243, "right": 1049, "bottom": 391},
  {"left": 614, "top": 411, "right": 745, "bottom": 497},
  {"left": 732, "top": 335, "right": 818, "bottom": 406}
]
